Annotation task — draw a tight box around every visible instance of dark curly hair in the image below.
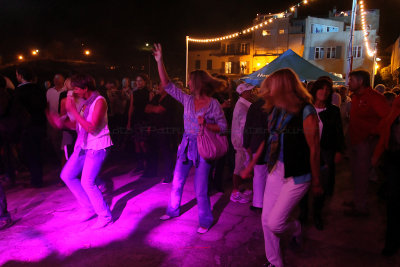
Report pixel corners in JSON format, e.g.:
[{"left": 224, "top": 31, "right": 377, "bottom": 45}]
[
  {"left": 311, "top": 77, "right": 334, "bottom": 105},
  {"left": 70, "top": 73, "right": 96, "bottom": 91}
]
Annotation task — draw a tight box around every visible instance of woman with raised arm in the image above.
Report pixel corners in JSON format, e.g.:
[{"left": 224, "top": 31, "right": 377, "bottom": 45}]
[
  {"left": 153, "top": 44, "right": 227, "bottom": 234},
  {"left": 48, "top": 74, "right": 113, "bottom": 229}
]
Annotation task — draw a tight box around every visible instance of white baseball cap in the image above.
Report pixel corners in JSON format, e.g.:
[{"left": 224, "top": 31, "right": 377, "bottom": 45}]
[{"left": 236, "top": 83, "right": 255, "bottom": 95}]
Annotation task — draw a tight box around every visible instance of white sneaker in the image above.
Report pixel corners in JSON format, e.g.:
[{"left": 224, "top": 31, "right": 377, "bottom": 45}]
[
  {"left": 242, "top": 189, "right": 253, "bottom": 196},
  {"left": 197, "top": 227, "right": 209, "bottom": 234},
  {"left": 92, "top": 217, "right": 112, "bottom": 229},
  {"left": 71, "top": 209, "right": 96, "bottom": 222},
  {"left": 160, "top": 214, "right": 172, "bottom": 221},
  {"left": 230, "top": 192, "right": 250, "bottom": 204}
]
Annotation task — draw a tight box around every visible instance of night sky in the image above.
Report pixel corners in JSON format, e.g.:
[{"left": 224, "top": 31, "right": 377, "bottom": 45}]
[{"left": 0, "top": 0, "right": 399, "bottom": 67}]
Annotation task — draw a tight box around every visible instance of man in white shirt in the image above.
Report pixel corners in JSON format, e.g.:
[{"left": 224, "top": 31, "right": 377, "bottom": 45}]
[
  {"left": 46, "top": 74, "right": 66, "bottom": 163},
  {"left": 46, "top": 74, "right": 65, "bottom": 113},
  {"left": 230, "top": 83, "right": 255, "bottom": 203}
]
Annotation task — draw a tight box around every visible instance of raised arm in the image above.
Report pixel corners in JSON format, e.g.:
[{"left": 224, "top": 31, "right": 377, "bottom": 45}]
[
  {"left": 153, "top": 44, "right": 169, "bottom": 88},
  {"left": 303, "top": 113, "right": 323, "bottom": 196},
  {"left": 153, "top": 43, "right": 188, "bottom": 104}
]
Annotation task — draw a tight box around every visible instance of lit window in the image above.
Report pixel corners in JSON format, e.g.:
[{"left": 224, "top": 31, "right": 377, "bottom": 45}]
[
  {"left": 262, "top": 30, "right": 271, "bottom": 36},
  {"left": 279, "top": 29, "right": 285, "bottom": 34},
  {"left": 327, "top": 26, "right": 339, "bottom": 32},
  {"left": 240, "top": 61, "right": 248, "bottom": 74},
  {"left": 327, "top": 47, "right": 336, "bottom": 59},
  {"left": 225, "top": 62, "right": 232, "bottom": 74},
  {"left": 312, "top": 24, "right": 339, "bottom": 33}
]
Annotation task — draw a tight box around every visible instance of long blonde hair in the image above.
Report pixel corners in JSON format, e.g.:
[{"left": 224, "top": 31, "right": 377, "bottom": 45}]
[
  {"left": 190, "top": 70, "right": 227, "bottom": 96},
  {"left": 262, "top": 68, "right": 312, "bottom": 113},
  {"left": 259, "top": 78, "right": 274, "bottom": 113}
]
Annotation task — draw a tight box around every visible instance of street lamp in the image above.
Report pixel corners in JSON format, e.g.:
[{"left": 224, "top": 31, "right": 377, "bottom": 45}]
[
  {"left": 84, "top": 50, "right": 91, "bottom": 56},
  {"left": 32, "top": 49, "right": 39, "bottom": 56},
  {"left": 18, "top": 55, "right": 24, "bottom": 61}
]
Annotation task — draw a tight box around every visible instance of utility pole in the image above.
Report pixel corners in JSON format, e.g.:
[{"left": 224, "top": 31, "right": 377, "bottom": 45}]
[
  {"left": 346, "top": 0, "right": 357, "bottom": 83},
  {"left": 185, "top": 36, "right": 189, "bottom": 87}
]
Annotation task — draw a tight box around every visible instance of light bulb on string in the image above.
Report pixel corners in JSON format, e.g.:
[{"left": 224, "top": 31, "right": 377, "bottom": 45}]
[{"left": 187, "top": 0, "right": 309, "bottom": 43}]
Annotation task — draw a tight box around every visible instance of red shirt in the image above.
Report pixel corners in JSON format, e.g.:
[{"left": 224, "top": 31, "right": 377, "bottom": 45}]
[{"left": 349, "top": 87, "right": 390, "bottom": 145}]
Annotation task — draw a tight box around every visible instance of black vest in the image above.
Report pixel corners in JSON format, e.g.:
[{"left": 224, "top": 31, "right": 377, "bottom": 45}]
[{"left": 283, "top": 106, "right": 311, "bottom": 178}]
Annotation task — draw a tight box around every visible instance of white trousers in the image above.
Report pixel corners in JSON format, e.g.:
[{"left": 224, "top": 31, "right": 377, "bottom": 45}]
[
  {"left": 253, "top": 157, "right": 268, "bottom": 208},
  {"left": 261, "top": 161, "right": 310, "bottom": 267}
]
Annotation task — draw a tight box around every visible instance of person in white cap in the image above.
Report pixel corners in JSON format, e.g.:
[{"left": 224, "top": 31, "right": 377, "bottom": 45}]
[{"left": 230, "top": 83, "right": 255, "bottom": 203}]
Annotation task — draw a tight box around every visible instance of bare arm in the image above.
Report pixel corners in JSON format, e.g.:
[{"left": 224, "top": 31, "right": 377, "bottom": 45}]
[
  {"left": 240, "top": 141, "right": 265, "bottom": 179},
  {"left": 63, "top": 119, "right": 77, "bottom": 130},
  {"left": 60, "top": 98, "right": 67, "bottom": 116},
  {"left": 303, "top": 114, "right": 323, "bottom": 195},
  {"left": 46, "top": 110, "right": 76, "bottom": 130},
  {"left": 145, "top": 104, "right": 166, "bottom": 114},
  {"left": 68, "top": 97, "right": 107, "bottom": 134},
  {"left": 153, "top": 44, "right": 170, "bottom": 88},
  {"left": 127, "top": 93, "right": 134, "bottom": 129}
]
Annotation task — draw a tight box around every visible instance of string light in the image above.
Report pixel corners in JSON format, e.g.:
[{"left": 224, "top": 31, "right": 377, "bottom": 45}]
[
  {"left": 359, "top": 0, "right": 376, "bottom": 57},
  {"left": 188, "top": 0, "right": 309, "bottom": 43}
]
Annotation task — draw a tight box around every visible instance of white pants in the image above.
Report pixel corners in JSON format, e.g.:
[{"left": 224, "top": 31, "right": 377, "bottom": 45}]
[
  {"left": 253, "top": 157, "right": 268, "bottom": 208},
  {"left": 261, "top": 161, "right": 310, "bottom": 267}
]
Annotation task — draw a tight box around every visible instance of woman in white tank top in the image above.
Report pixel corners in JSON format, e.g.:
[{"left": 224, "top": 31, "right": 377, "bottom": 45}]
[{"left": 49, "top": 74, "right": 113, "bottom": 229}]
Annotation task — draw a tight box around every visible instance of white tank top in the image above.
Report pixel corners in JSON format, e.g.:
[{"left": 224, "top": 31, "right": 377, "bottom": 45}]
[{"left": 79, "top": 96, "right": 113, "bottom": 150}]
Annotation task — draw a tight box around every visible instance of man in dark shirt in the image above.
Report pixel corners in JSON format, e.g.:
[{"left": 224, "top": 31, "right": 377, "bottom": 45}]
[
  {"left": 127, "top": 74, "right": 151, "bottom": 173},
  {"left": 14, "top": 67, "right": 47, "bottom": 188},
  {"left": 243, "top": 98, "right": 269, "bottom": 211},
  {"left": 145, "top": 89, "right": 177, "bottom": 182},
  {"left": 0, "top": 76, "right": 13, "bottom": 230}
]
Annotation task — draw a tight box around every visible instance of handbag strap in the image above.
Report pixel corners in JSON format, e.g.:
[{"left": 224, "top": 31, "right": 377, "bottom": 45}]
[{"left": 197, "top": 98, "right": 213, "bottom": 136}]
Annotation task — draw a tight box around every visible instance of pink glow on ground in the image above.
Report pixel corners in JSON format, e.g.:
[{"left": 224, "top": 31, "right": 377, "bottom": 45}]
[{"left": 0, "top": 165, "right": 232, "bottom": 266}]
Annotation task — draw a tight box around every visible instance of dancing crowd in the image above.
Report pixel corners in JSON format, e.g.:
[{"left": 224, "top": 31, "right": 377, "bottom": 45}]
[{"left": 0, "top": 43, "right": 399, "bottom": 266}]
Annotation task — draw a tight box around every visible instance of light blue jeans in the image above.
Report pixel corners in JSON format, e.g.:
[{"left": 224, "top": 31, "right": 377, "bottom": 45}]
[
  {"left": 61, "top": 148, "right": 111, "bottom": 220},
  {"left": 167, "top": 157, "right": 214, "bottom": 228}
]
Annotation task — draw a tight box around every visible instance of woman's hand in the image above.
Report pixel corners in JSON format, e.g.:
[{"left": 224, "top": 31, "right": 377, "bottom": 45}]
[
  {"left": 198, "top": 115, "right": 205, "bottom": 126},
  {"left": 65, "top": 96, "right": 77, "bottom": 115},
  {"left": 240, "top": 166, "right": 253, "bottom": 179},
  {"left": 153, "top": 43, "right": 163, "bottom": 63},
  {"left": 334, "top": 152, "right": 342, "bottom": 164},
  {"left": 312, "top": 181, "right": 324, "bottom": 196},
  {"left": 221, "top": 99, "right": 231, "bottom": 109}
]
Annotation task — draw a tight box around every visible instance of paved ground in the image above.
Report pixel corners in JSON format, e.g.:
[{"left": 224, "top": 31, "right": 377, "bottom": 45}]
[{"left": 0, "top": 154, "right": 399, "bottom": 267}]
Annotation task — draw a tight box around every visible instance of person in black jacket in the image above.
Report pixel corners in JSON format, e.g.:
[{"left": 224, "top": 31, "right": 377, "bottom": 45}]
[
  {"left": 0, "top": 75, "right": 13, "bottom": 230},
  {"left": 243, "top": 97, "right": 270, "bottom": 211},
  {"left": 300, "top": 77, "right": 345, "bottom": 230},
  {"left": 14, "top": 67, "right": 47, "bottom": 188}
]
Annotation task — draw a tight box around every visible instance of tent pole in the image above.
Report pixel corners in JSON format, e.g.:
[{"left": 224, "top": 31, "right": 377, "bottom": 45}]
[
  {"left": 185, "top": 36, "right": 189, "bottom": 87},
  {"left": 346, "top": 0, "right": 357, "bottom": 83}
]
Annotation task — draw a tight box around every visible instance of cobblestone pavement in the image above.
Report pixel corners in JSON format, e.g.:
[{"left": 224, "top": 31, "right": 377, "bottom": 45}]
[{"left": 0, "top": 156, "right": 399, "bottom": 267}]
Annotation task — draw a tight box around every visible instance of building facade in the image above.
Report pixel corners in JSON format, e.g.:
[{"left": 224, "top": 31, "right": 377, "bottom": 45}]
[
  {"left": 188, "top": 8, "right": 379, "bottom": 80},
  {"left": 390, "top": 36, "right": 400, "bottom": 84}
]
